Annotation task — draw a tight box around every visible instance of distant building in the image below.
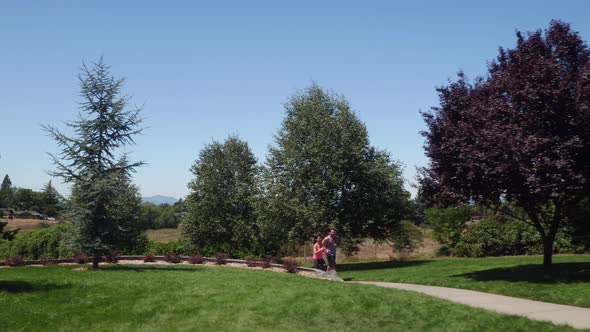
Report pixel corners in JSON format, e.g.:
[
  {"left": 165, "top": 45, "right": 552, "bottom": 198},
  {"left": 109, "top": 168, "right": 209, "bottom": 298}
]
[{"left": 13, "top": 210, "right": 47, "bottom": 220}]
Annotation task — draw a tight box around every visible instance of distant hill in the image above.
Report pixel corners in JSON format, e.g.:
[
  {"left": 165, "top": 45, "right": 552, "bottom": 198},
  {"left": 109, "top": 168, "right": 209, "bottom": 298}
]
[{"left": 142, "top": 195, "right": 179, "bottom": 205}]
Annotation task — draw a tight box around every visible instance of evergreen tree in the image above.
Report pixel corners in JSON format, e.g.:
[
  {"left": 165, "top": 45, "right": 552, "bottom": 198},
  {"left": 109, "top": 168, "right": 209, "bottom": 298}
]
[
  {"left": 44, "top": 58, "right": 144, "bottom": 268},
  {"left": 42, "top": 181, "right": 61, "bottom": 206},
  {"left": 41, "top": 181, "right": 63, "bottom": 217},
  {"left": 0, "top": 174, "right": 13, "bottom": 208}
]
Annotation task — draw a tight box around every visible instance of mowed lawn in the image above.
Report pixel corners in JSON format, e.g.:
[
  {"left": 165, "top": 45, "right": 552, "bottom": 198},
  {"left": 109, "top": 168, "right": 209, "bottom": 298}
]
[
  {"left": 338, "top": 254, "right": 590, "bottom": 308},
  {"left": 0, "top": 265, "right": 576, "bottom": 331}
]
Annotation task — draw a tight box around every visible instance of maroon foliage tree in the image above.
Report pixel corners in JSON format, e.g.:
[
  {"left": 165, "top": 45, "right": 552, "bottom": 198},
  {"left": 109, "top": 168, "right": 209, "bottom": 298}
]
[{"left": 421, "top": 20, "right": 590, "bottom": 270}]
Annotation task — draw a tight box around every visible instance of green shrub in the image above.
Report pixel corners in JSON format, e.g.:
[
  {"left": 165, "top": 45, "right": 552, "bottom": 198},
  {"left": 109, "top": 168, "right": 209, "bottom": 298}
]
[
  {"left": 215, "top": 252, "right": 228, "bottom": 265},
  {"left": 390, "top": 220, "right": 424, "bottom": 252},
  {"left": 119, "top": 234, "right": 149, "bottom": 255},
  {"left": 0, "top": 223, "right": 77, "bottom": 260},
  {"left": 147, "top": 240, "right": 183, "bottom": 255},
  {"left": 425, "top": 205, "right": 473, "bottom": 251},
  {"left": 454, "top": 218, "right": 583, "bottom": 257}
]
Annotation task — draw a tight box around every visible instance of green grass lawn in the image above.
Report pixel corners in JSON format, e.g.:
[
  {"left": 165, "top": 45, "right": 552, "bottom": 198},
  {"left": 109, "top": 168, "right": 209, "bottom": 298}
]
[
  {"left": 338, "top": 254, "right": 590, "bottom": 308},
  {"left": 0, "top": 265, "right": 577, "bottom": 331}
]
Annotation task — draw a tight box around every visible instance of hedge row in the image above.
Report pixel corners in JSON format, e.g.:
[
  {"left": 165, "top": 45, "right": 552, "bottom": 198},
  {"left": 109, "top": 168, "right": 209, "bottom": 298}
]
[
  {"left": 0, "top": 223, "right": 180, "bottom": 260},
  {"left": 0, "top": 255, "right": 306, "bottom": 275},
  {"left": 0, "top": 224, "right": 278, "bottom": 261}
]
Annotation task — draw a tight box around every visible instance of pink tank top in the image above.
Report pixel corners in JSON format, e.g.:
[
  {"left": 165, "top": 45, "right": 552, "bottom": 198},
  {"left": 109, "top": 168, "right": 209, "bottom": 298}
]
[{"left": 312, "top": 243, "right": 323, "bottom": 260}]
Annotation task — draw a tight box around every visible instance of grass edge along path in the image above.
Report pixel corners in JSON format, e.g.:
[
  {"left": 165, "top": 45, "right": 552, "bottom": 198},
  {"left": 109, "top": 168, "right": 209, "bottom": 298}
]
[
  {"left": 351, "top": 281, "right": 590, "bottom": 330},
  {"left": 0, "top": 265, "right": 578, "bottom": 331},
  {"left": 338, "top": 254, "right": 590, "bottom": 308}
]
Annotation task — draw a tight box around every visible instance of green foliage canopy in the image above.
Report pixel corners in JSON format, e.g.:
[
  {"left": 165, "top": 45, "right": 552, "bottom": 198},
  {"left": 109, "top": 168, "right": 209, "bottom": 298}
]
[
  {"left": 259, "top": 84, "right": 411, "bottom": 254},
  {"left": 182, "top": 135, "right": 258, "bottom": 256},
  {"left": 44, "top": 58, "right": 145, "bottom": 267}
]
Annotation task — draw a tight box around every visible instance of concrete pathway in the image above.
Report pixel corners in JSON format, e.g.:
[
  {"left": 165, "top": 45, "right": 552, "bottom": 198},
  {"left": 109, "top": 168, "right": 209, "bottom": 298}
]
[{"left": 351, "top": 281, "right": 590, "bottom": 330}]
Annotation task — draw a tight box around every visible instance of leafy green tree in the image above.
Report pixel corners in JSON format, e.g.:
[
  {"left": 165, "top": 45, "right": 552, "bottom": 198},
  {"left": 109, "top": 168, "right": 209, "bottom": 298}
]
[
  {"left": 155, "top": 207, "right": 177, "bottom": 228},
  {"left": 12, "top": 188, "right": 43, "bottom": 211},
  {"left": 182, "top": 136, "right": 258, "bottom": 256},
  {"left": 139, "top": 203, "right": 160, "bottom": 229},
  {"left": 0, "top": 174, "right": 13, "bottom": 208},
  {"left": 44, "top": 58, "right": 144, "bottom": 268},
  {"left": 260, "top": 84, "right": 411, "bottom": 255}
]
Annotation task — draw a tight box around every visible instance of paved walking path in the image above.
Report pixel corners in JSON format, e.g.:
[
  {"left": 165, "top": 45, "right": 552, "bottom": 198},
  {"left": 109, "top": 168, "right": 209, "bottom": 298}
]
[{"left": 351, "top": 281, "right": 590, "bottom": 330}]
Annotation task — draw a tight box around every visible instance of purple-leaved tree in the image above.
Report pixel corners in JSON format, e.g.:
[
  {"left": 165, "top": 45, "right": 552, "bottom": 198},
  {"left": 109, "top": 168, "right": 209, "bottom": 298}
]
[{"left": 421, "top": 20, "right": 590, "bottom": 270}]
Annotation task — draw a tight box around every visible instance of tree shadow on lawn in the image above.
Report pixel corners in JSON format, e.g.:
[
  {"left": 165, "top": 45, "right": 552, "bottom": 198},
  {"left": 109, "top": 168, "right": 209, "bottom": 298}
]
[
  {"left": 99, "top": 265, "right": 206, "bottom": 273},
  {"left": 338, "top": 260, "right": 434, "bottom": 272},
  {"left": 0, "top": 280, "right": 69, "bottom": 293},
  {"left": 453, "top": 262, "right": 590, "bottom": 284}
]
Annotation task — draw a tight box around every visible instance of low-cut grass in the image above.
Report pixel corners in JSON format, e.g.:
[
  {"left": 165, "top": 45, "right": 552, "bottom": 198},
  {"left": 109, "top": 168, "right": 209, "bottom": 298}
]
[
  {"left": 338, "top": 254, "right": 590, "bottom": 308},
  {"left": 0, "top": 265, "right": 576, "bottom": 331}
]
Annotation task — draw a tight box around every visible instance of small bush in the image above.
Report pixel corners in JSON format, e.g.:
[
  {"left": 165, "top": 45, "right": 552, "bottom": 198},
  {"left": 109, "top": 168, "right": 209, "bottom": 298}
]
[
  {"left": 147, "top": 240, "right": 182, "bottom": 255},
  {"left": 6, "top": 256, "right": 24, "bottom": 266},
  {"left": 425, "top": 205, "right": 474, "bottom": 249},
  {"left": 215, "top": 252, "right": 227, "bottom": 265},
  {"left": 143, "top": 254, "right": 155, "bottom": 262},
  {"left": 164, "top": 252, "right": 182, "bottom": 264},
  {"left": 282, "top": 259, "right": 298, "bottom": 273},
  {"left": 246, "top": 259, "right": 259, "bottom": 267},
  {"left": 74, "top": 254, "right": 89, "bottom": 264},
  {"left": 39, "top": 259, "right": 56, "bottom": 265},
  {"left": 102, "top": 252, "right": 119, "bottom": 264},
  {"left": 260, "top": 259, "right": 272, "bottom": 269},
  {"left": 189, "top": 254, "right": 204, "bottom": 264}
]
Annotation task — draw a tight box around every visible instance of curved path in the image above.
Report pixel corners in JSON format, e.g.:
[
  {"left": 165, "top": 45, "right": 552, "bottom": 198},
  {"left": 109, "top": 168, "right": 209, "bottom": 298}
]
[{"left": 350, "top": 281, "right": 590, "bottom": 330}]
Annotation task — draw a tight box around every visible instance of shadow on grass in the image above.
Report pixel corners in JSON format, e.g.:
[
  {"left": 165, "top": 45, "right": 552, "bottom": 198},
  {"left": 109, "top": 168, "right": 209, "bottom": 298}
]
[
  {"left": 0, "top": 280, "right": 69, "bottom": 293},
  {"left": 337, "top": 260, "right": 433, "bottom": 272},
  {"left": 453, "top": 262, "right": 590, "bottom": 284},
  {"left": 99, "top": 264, "right": 205, "bottom": 273}
]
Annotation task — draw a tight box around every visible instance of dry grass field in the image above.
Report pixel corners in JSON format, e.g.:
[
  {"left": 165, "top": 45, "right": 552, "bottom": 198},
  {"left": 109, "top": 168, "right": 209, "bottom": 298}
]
[
  {"left": 294, "top": 229, "right": 440, "bottom": 265},
  {"left": 1, "top": 218, "right": 58, "bottom": 232},
  {"left": 145, "top": 227, "right": 182, "bottom": 242},
  {"left": 145, "top": 226, "right": 440, "bottom": 263}
]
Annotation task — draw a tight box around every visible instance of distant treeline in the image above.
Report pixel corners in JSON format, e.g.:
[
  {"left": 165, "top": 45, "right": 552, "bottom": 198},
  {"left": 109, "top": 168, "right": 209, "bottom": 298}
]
[
  {"left": 139, "top": 200, "right": 186, "bottom": 230},
  {"left": 0, "top": 175, "right": 63, "bottom": 218}
]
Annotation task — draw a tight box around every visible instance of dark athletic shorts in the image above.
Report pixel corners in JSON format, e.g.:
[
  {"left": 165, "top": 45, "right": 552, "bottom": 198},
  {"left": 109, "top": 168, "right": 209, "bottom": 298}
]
[
  {"left": 313, "top": 259, "right": 325, "bottom": 270},
  {"left": 327, "top": 255, "right": 336, "bottom": 268}
]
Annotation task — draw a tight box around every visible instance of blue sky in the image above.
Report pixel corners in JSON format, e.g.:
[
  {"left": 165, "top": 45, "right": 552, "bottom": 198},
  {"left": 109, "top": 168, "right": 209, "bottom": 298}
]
[{"left": 1, "top": 1, "right": 589, "bottom": 199}]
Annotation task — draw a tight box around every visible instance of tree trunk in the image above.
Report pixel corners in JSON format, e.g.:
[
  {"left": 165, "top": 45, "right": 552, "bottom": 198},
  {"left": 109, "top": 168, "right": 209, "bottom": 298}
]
[
  {"left": 92, "top": 256, "right": 100, "bottom": 269},
  {"left": 542, "top": 236, "right": 554, "bottom": 272}
]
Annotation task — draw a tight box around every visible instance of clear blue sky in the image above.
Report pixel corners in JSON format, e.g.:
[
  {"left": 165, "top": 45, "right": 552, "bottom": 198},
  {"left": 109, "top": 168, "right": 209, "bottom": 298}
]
[{"left": 1, "top": 1, "right": 589, "bottom": 199}]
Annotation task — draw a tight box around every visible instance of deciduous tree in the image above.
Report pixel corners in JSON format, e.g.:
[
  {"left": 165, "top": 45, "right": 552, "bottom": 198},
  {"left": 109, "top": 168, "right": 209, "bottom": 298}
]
[
  {"left": 421, "top": 21, "right": 590, "bottom": 269},
  {"left": 261, "top": 84, "right": 411, "bottom": 254},
  {"left": 182, "top": 136, "right": 258, "bottom": 256}
]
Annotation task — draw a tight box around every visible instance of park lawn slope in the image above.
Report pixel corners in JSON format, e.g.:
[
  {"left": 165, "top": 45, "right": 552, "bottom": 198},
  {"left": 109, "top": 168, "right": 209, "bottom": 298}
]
[
  {"left": 338, "top": 254, "right": 590, "bottom": 308},
  {"left": 0, "top": 265, "right": 576, "bottom": 331}
]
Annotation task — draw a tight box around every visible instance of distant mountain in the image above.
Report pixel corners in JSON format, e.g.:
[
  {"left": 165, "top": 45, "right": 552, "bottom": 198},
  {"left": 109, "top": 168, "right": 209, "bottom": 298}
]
[{"left": 142, "top": 195, "right": 179, "bottom": 205}]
